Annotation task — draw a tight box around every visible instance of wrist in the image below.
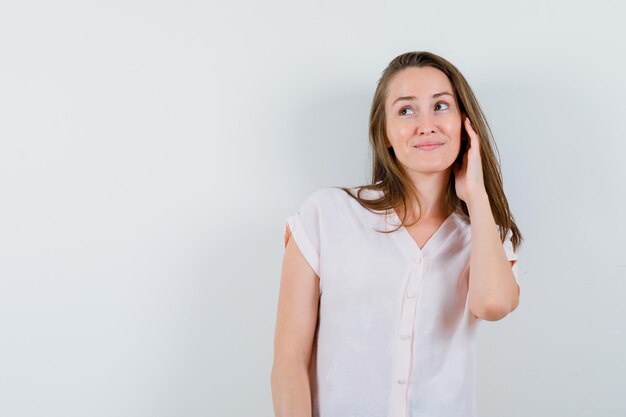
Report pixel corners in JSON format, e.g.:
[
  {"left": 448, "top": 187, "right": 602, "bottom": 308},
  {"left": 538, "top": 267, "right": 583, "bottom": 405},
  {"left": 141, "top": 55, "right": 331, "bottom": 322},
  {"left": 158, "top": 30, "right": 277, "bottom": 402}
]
[{"left": 466, "top": 190, "right": 490, "bottom": 213}]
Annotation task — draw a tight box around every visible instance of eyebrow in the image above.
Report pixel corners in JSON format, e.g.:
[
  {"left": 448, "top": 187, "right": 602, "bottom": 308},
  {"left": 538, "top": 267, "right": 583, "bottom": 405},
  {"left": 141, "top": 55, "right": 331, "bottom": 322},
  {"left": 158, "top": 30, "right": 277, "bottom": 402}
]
[{"left": 391, "top": 92, "right": 453, "bottom": 106}]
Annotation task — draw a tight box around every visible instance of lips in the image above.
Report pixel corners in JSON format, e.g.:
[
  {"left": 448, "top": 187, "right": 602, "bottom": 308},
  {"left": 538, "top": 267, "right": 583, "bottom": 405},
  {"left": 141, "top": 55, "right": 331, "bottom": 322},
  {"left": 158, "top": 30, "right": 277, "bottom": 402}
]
[
  {"left": 414, "top": 141, "right": 443, "bottom": 147},
  {"left": 414, "top": 141, "right": 444, "bottom": 151}
]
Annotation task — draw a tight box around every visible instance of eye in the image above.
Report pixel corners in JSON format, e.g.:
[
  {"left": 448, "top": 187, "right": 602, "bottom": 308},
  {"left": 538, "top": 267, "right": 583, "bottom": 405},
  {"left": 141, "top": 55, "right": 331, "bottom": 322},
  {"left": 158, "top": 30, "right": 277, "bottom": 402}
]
[
  {"left": 399, "top": 106, "right": 414, "bottom": 116},
  {"left": 435, "top": 101, "right": 450, "bottom": 111}
]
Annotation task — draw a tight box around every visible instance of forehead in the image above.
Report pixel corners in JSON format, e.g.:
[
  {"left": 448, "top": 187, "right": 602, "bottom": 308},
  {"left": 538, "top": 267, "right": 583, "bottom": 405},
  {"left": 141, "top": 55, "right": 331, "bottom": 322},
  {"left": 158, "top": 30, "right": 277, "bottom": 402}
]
[{"left": 386, "top": 66, "right": 453, "bottom": 103}]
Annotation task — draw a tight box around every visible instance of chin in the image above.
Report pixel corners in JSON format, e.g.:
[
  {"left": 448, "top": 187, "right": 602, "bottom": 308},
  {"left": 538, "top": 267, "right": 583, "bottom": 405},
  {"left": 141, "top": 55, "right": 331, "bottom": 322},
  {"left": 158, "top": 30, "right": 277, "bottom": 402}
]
[{"left": 404, "top": 159, "right": 450, "bottom": 171}]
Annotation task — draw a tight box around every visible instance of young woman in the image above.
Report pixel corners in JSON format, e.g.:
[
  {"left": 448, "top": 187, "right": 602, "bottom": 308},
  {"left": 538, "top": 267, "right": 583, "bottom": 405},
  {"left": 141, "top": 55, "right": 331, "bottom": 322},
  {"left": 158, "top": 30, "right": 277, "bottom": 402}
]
[{"left": 271, "top": 51, "right": 523, "bottom": 417}]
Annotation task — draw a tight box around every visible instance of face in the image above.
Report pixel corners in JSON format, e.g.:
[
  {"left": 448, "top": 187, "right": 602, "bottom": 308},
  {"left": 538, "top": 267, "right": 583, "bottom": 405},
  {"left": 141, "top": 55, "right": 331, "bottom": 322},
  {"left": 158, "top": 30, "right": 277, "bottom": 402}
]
[{"left": 384, "top": 66, "right": 463, "bottom": 177}]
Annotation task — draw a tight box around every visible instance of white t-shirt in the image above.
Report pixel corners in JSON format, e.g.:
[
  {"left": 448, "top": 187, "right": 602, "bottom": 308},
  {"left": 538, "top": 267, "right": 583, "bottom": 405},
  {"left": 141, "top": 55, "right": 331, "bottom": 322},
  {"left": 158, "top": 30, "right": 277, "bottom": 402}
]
[{"left": 284, "top": 186, "right": 520, "bottom": 417}]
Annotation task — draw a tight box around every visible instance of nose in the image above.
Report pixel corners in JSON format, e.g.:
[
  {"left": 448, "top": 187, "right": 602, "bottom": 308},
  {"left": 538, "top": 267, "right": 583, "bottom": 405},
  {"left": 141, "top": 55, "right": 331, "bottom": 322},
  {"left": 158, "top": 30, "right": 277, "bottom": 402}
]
[{"left": 416, "top": 113, "right": 436, "bottom": 135}]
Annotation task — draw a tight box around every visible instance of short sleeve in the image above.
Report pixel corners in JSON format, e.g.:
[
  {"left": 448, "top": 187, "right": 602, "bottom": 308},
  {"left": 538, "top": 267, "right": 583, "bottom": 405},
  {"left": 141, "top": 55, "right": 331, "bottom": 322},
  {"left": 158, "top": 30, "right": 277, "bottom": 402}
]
[
  {"left": 501, "top": 228, "right": 520, "bottom": 287},
  {"left": 284, "top": 191, "right": 323, "bottom": 278}
]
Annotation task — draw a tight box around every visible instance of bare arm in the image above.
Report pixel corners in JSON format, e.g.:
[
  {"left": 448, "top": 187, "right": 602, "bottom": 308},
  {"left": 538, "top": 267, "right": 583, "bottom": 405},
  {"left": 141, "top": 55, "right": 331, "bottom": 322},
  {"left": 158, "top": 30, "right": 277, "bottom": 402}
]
[
  {"left": 467, "top": 191, "right": 520, "bottom": 321},
  {"left": 271, "top": 226, "right": 320, "bottom": 417}
]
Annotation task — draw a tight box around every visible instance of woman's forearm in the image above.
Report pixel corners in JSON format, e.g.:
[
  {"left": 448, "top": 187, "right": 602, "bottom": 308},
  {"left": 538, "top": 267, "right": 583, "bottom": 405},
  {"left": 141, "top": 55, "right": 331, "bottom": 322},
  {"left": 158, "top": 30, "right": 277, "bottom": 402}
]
[
  {"left": 467, "top": 191, "right": 519, "bottom": 320},
  {"left": 271, "top": 362, "right": 312, "bottom": 417}
]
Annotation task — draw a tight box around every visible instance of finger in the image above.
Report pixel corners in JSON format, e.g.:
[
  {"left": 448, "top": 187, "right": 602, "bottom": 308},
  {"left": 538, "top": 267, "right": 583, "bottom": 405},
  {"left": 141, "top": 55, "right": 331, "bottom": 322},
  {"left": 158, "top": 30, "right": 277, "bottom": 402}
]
[
  {"left": 466, "top": 117, "right": 478, "bottom": 134},
  {"left": 465, "top": 117, "right": 479, "bottom": 146},
  {"left": 464, "top": 116, "right": 474, "bottom": 131}
]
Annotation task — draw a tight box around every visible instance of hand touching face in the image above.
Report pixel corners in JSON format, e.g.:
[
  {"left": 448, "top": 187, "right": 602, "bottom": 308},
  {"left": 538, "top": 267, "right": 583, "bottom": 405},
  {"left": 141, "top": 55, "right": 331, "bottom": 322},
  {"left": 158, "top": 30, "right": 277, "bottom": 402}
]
[{"left": 453, "top": 116, "right": 488, "bottom": 204}]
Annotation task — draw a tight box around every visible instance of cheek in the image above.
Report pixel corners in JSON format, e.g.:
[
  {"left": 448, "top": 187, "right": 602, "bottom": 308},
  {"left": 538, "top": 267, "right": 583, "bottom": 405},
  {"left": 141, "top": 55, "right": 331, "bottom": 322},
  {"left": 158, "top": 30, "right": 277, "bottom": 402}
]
[
  {"left": 446, "top": 123, "right": 463, "bottom": 149},
  {"left": 451, "top": 139, "right": 463, "bottom": 163},
  {"left": 387, "top": 122, "right": 411, "bottom": 142},
  {"left": 453, "top": 140, "right": 462, "bottom": 157}
]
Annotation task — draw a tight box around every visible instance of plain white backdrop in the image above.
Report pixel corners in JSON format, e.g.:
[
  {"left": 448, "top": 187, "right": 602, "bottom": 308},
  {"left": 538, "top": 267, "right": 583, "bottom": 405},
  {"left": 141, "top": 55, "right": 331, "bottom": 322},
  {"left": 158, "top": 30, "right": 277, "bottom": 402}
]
[{"left": 1, "top": 1, "right": 625, "bottom": 416}]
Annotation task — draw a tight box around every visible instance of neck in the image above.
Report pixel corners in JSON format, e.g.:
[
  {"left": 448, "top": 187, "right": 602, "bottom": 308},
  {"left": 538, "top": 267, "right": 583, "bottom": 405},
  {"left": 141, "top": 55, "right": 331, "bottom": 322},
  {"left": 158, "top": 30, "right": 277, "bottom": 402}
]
[{"left": 401, "top": 168, "right": 452, "bottom": 220}]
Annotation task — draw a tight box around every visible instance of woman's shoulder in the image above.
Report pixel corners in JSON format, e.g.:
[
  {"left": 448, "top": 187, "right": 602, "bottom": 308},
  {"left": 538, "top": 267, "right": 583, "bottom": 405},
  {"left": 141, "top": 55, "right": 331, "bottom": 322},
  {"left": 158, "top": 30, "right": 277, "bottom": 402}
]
[
  {"left": 296, "top": 186, "right": 383, "bottom": 220},
  {"left": 292, "top": 187, "right": 346, "bottom": 218},
  {"left": 296, "top": 187, "right": 341, "bottom": 210},
  {"left": 300, "top": 186, "right": 363, "bottom": 205}
]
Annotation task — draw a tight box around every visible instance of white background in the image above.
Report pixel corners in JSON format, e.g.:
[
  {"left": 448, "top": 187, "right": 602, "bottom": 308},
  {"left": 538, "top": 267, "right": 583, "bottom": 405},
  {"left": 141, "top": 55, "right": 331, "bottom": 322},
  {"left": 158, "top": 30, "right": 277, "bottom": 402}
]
[{"left": 1, "top": 1, "right": 625, "bottom": 416}]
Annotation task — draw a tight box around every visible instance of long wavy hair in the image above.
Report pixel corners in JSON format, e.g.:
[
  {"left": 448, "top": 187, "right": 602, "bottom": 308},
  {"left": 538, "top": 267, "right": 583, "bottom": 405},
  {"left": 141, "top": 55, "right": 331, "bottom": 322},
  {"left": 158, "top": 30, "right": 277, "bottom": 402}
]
[{"left": 337, "top": 51, "right": 522, "bottom": 252}]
